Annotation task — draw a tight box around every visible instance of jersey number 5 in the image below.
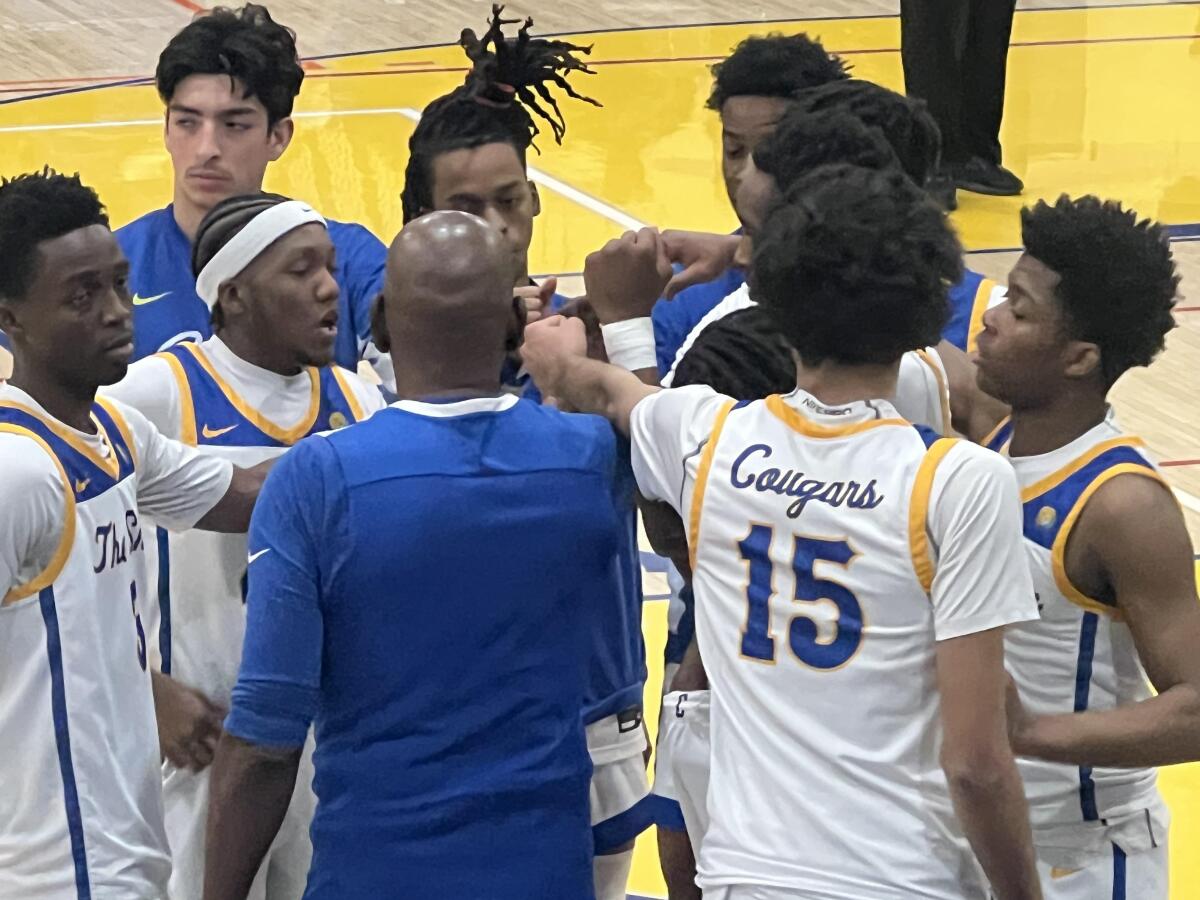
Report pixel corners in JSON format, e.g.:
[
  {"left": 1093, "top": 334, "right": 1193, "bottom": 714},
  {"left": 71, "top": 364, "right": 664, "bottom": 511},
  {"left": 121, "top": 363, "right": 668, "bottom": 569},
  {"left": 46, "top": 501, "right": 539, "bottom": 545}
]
[{"left": 738, "top": 525, "right": 863, "bottom": 669}]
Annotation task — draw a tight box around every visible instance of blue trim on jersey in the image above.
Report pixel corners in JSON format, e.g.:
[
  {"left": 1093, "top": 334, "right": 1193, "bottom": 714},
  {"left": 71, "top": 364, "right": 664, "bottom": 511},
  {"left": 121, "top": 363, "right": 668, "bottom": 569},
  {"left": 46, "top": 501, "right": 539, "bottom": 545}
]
[
  {"left": 0, "top": 404, "right": 136, "bottom": 501},
  {"left": 39, "top": 586, "right": 92, "bottom": 900},
  {"left": 646, "top": 793, "right": 687, "bottom": 832},
  {"left": 1112, "top": 843, "right": 1127, "bottom": 899},
  {"left": 156, "top": 527, "right": 172, "bottom": 676},
  {"left": 1022, "top": 445, "right": 1154, "bottom": 552},
  {"left": 1075, "top": 611, "right": 1101, "bottom": 821},
  {"left": 985, "top": 420, "right": 1014, "bottom": 453},
  {"left": 0, "top": 328, "right": 10, "bottom": 351},
  {"left": 912, "top": 423, "right": 943, "bottom": 449},
  {"left": 664, "top": 584, "right": 695, "bottom": 668},
  {"left": 164, "top": 345, "right": 363, "bottom": 447},
  {"left": 942, "top": 269, "right": 986, "bottom": 351},
  {"left": 593, "top": 794, "right": 656, "bottom": 853}
]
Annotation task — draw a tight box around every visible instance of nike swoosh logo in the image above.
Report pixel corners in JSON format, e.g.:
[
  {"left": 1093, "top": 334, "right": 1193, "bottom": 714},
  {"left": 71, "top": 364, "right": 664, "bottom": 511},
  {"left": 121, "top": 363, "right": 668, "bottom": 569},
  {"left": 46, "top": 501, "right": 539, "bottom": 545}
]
[
  {"left": 247, "top": 549, "right": 271, "bottom": 565},
  {"left": 201, "top": 423, "right": 237, "bottom": 439},
  {"left": 1050, "top": 867, "right": 1081, "bottom": 880},
  {"left": 132, "top": 291, "right": 171, "bottom": 306},
  {"left": 75, "top": 478, "right": 90, "bottom": 493}
]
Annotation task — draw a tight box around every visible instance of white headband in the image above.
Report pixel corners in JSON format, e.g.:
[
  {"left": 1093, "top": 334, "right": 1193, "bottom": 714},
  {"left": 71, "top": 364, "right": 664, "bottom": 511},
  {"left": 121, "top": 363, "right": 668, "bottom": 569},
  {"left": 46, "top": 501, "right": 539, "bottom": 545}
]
[{"left": 195, "top": 200, "right": 327, "bottom": 309}]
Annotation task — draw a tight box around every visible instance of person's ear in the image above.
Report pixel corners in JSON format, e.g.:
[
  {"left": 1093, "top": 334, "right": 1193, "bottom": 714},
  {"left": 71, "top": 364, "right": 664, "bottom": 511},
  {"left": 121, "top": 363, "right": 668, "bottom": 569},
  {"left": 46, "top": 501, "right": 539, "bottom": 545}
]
[
  {"left": 370, "top": 292, "right": 391, "bottom": 354},
  {"left": 506, "top": 294, "right": 527, "bottom": 353},
  {"left": 1062, "top": 340, "right": 1102, "bottom": 381},
  {"left": 218, "top": 281, "right": 248, "bottom": 320},
  {"left": 268, "top": 117, "right": 294, "bottom": 162},
  {"left": 530, "top": 182, "right": 541, "bottom": 218}
]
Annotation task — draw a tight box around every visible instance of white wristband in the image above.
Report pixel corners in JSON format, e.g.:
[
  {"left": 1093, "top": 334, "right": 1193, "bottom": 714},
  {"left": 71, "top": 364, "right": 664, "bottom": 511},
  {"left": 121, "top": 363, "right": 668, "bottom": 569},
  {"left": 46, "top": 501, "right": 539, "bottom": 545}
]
[{"left": 601, "top": 317, "right": 657, "bottom": 371}]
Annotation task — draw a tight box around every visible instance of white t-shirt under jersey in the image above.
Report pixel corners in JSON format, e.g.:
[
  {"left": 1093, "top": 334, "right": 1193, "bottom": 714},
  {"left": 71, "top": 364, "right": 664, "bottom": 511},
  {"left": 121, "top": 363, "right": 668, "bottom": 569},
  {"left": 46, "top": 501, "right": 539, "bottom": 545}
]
[
  {"left": 101, "top": 336, "right": 387, "bottom": 440},
  {"left": 0, "top": 384, "right": 233, "bottom": 598}
]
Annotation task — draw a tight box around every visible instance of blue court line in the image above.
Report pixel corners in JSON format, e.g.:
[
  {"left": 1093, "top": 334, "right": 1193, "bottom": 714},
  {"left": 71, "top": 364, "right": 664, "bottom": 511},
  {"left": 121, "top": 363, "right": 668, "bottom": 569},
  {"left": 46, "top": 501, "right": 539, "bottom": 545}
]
[{"left": 4, "top": 3, "right": 1199, "bottom": 107}]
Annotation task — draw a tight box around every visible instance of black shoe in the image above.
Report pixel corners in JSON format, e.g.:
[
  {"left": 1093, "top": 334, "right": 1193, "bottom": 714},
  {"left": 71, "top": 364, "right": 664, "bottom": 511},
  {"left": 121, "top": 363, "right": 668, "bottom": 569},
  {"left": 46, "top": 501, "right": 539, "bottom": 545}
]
[
  {"left": 952, "top": 158, "right": 1024, "bottom": 196},
  {"left": 926, "top": 173, "right": 958, "bottom": 211}
]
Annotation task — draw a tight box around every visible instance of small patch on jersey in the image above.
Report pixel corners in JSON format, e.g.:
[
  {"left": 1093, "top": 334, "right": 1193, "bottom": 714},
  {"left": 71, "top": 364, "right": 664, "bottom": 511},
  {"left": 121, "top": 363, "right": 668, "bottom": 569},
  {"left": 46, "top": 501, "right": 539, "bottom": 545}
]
[
  {"left": 329, "top": 412, "right": 349, "bottom": 430},
  {"left": 1050, "top": 866, "right": 1081, "bottom": 880},
  {"left": 201, "top": 423, "right": 237, "bottom": 439},
  {"left": 1036, "top": 506, "right": 1058, "bottom": 529},
  {"left": 74, "top": 478, "right": 90, "bottom": 494}
]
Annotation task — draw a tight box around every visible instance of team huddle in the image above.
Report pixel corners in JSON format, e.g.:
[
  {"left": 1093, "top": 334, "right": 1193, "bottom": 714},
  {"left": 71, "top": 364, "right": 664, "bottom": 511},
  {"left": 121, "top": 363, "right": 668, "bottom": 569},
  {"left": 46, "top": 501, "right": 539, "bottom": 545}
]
[{"left": 0, "top": 4, "right": 1197, "bottom": 900}]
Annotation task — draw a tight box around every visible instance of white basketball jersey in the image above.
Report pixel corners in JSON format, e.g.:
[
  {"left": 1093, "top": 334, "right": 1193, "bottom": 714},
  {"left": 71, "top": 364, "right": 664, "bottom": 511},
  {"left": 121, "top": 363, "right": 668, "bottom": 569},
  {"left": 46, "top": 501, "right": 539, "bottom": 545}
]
[
  {"left": 986, "top": 413, "right": 1161, "bottom": 827},
  {"left": 687, "top": 391, "right": 991, "bottom": 898},
  {"left": 0, "top": 399, "right": 171, "bottom": 898}
]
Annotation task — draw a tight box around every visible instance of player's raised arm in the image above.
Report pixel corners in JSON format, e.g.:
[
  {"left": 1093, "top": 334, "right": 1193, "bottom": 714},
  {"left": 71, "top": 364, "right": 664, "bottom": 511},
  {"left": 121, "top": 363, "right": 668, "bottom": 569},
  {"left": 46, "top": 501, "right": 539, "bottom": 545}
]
[
  {"left": 928, "top": 445, "right": 1042, "bottom": 900},
  {"left": 1009, "top": 473, "right": 1200, "bottom": 767}
]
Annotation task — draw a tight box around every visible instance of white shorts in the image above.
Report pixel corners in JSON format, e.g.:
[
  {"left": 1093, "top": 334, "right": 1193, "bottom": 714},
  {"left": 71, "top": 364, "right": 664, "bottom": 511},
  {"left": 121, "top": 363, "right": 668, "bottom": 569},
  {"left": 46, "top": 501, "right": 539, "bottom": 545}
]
[
  {"left": 587, "top": 708, "right": 652, "bottom": 854},
  {"left": 164, "top": 734, "right": 316, "bottom": 900},
  {"left": 1033, "top": 798, "right": 1169, "bottom": 900},
  {"left": 651, "top": 690, "right": 711, "bottom": 855}
]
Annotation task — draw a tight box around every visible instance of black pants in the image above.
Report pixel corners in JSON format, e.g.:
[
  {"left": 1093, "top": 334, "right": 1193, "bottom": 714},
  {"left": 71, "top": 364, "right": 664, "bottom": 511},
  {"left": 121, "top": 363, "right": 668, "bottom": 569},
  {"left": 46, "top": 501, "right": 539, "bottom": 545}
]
[{"left": 900, "top": 0, "right": 1018, "bottom": 166}]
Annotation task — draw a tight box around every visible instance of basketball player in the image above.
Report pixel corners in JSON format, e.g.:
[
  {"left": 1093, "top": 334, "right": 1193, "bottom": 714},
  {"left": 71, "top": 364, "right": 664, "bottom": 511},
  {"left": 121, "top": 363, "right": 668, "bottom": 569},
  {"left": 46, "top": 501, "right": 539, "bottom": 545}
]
[
  {"left": 401, "top": 12, "right": 653, "bottom": 892},
  {"left": 524, "top": 165, "right": 1044, "bottom": 900},
  {"left": 973, "top": 196, "right": 1199, "bottom": 899},
  {"left": 103, "top": 192, "right": 385, "bottom": 900},
  {"left": 116, "top": 4, "right": 388, "bottom": 372},
  {"left": 0, "top": 168, "right": 269, "bottom": 898},
  {"left": 204, "top": 211, "right": 629, "bottom": 900}
]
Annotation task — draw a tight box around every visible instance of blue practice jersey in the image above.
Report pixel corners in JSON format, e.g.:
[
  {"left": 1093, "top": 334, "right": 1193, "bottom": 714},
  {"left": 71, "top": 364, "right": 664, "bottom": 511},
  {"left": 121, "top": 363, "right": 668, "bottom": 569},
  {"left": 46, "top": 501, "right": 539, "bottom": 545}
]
[
  {"left": 115, "top": 206, "right": 385, "bottom": 369},
  {"left": 228, "top": 396, "right": 633, "bottom": 899}
]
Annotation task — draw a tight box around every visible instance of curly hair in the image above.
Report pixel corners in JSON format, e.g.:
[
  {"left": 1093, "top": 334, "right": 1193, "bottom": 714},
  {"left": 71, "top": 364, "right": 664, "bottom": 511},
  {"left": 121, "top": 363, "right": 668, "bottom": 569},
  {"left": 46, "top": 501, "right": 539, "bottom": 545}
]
[
  {"left": 156, "top": 4, "right": 304, "bottom": 126},
  {"left": 789, "top": 80, "right": 941, "bottom": 186},
  {"left": 401, "top": 4, "right": 599, "bottom": 222},
  {"left": 0, "top": 168, "right": 109, "bottom": 302},
  {"left": 752, "top": 108, "right": 902, "bottom": 194},
  {"left": 1021, "top": 195, "right": 1178, "bottom": 385},
  {"left": 706, "top": 33, "right": 849, "bottom": 110},
  {"left": 672, "top": 306, "right": 796, "bottom": 398},
  {"left": 751, "top": 164, "right": 963, "bottom": 365}
]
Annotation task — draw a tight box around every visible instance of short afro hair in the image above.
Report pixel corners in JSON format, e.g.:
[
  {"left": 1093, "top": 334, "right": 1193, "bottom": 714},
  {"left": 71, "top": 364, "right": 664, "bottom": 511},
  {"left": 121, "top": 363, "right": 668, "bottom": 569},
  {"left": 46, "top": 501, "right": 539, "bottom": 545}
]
[
  {"left": 707, "top": 33, "right": 849, "bottom": 111},
  {"left": 751, "top": 164, "right": 962, "bottom": 366},
  {"left": 672, "top": 306, "right": 797, "bottom": 399},
  {"left": 402, "top": 5, "right": 599, "bottom": 223},
  {"left": 790, "top": 80, "right": 941, "bottom": 186},
  {"left": 156, "top": 4, "right": 304, "bottom": 127},
  {"left": 753, "top": 108, "right": 902, "bottom": 195},
  {"left": 0, "top": 168, "right": 109, "bottom": 303},
  {"left": 1021, "top": 195, "right": 1178, "bottom": 385}
]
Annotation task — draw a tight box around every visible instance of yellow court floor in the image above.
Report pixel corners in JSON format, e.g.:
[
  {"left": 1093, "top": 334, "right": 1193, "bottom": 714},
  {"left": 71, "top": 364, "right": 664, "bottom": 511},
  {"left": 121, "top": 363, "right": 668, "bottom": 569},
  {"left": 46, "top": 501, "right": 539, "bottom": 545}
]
[{"left": 1, "top": 4, "right": 1198, "bottom": 898}]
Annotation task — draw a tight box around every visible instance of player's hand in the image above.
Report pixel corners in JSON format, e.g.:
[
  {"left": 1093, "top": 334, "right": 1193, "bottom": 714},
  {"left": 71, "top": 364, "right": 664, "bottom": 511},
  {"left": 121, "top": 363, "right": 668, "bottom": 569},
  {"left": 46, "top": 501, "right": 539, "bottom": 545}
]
[
  {"left": 661, "top": 230, "right": 741, "bottom": 299},
  {"left": 521, "top": 315, "right": 588, "bottom": 403},
  {"left": 514, "top": 276, "right": 559, "bottom": 325},
  {"left": 584, "top": 228, "right": 673, "bottom": 324},
  {"left": 152, "top": 673, "right": 226, "bottom": 773}
]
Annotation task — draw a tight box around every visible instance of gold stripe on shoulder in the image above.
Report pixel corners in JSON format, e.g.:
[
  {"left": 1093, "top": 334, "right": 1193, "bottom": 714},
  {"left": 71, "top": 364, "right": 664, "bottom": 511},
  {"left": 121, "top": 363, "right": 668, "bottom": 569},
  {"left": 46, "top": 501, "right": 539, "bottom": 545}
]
[
  {"left": 909, "top": 437, "right": 959, "bottom": 595},
  {"left": 688, "top": 400, "right": 737, "bottom": 574},
  {"left": 1020, "top": 436, "right": 1147, "bottom": 503}
]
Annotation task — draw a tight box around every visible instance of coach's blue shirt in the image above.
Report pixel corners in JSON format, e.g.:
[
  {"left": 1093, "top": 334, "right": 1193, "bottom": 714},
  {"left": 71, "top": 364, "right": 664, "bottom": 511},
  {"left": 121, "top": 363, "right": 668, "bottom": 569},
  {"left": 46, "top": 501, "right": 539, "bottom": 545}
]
[
  {"left": 115, "top": 205, "right": 385, "bottom": 368},
  {"left": 228, "top": 395, "right": 632, "bottom": 899}
]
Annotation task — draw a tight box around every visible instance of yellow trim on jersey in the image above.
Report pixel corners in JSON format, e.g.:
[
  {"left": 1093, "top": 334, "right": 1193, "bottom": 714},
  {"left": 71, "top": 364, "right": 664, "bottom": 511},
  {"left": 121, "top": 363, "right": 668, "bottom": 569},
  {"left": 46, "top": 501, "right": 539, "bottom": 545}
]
[
  {"left": 181, "top": 342, "right": 320, "bottom": 445},
  {"left": 0, "top": 424, "right": 77, "bottom": 606},
  {"left": 966, "top": 277, "right": 997, "bottom": 354},
  {"left": 0, "top": 400, "right": 119, "bottom": 479},
  {"left": 93, "top": 397, "right": 138, "bottom": 467},
  {"left": 765, "top": 395, "right": 908, "bottom": 438},
  {"left": 1049, "top": 462, "right": 1168, "bottom": 620},
  {"left": 1019, "top": 436, "right": 1148, "bottom": 503},
  {"left": 158, "top": 352, "right": 198, "bottom": 446},
  {"left": 330, "top": 366, "right": 366, "bottom": 422},
  {"left": 908, "top": 438, "right": 959, "bottom": 595},
  {"left": 980, "top": 415, "right": 1011, "bottom": 452},
  {"left": 688, "top": 400, "right": 736, "bottom": 574},
  {"left": 915, "top": 348, "right": 952, "bottom": 436}
]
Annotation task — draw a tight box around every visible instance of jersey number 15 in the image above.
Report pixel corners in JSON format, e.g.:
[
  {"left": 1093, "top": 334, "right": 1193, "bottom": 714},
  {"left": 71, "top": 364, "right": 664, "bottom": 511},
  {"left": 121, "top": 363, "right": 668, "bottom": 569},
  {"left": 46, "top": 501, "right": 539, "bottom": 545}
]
[{"left": 738, "top": 525, "right": 863, "bottom": 669}]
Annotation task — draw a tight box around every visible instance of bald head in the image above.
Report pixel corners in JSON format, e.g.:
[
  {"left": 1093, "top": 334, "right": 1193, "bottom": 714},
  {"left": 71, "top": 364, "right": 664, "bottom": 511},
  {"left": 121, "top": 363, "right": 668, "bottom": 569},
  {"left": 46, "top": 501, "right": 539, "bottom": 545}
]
[{"left": 380, "top": 211, "right": 522, "bottom": 398}]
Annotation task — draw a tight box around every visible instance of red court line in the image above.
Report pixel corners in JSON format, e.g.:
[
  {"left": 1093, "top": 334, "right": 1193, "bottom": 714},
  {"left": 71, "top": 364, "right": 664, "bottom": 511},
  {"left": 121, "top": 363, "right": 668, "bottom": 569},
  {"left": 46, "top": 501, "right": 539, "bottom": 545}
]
[
  {"left": 1162, "top": 459, "right": 1200, "bottom": 467},
  {"left": 166, "top": 0, "right": 205, "bottom": 12},
  {"left": 1176, "top": 306, "right": 1200, "bottom": 313}
]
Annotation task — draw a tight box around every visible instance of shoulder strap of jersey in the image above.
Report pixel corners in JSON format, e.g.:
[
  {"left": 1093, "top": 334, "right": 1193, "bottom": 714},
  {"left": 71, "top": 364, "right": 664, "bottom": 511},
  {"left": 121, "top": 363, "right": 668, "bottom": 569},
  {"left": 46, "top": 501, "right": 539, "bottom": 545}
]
[
  {"left": 155, "top": 347, "right": 198, "bottom": 446},
  {"left": 91, "top": 399, "right": 138, "bottom": 475},
  {"left": 317, "top": 366, "right": 370, "bottom": 431},
  {"left": 1022, "top": 438, "right": 1161, "bottom": 616},
  {"left": 965, "top": 276, "right": 997, "bottom": 354},
  {"left": 913, "top": 349, "right": 952, "bottom": 436},
  {"left": 908, "top": 436, "right": 960, "bottom": 595},
  {"left": 981, "top": 416, "right": 1013, "bottom": 454},
  {"left": 0, "top": 421, "right": 77, "bottom": 605},
  {"left": 687, "top": 399, "right": 739, "bottom": 573}
]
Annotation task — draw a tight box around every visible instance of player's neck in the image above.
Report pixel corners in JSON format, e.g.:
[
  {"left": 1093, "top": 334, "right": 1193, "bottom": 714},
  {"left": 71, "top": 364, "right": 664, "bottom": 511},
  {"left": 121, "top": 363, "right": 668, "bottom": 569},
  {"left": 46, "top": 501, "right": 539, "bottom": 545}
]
[
  {"left": 391, "top": 356, "right": 504, "bottom": 402},
  {"left": 171, "top": 192, "right": 210, "bottom": 242},
  {"left": 218, "top": 329, "right": 304, "bottom": 377},
  {"left": 7, "top": 362, "right": 96, "bottom": 433},
  {"left": 793, "top": 358, "right": 900, "bottom": 408},
  {"left": 1008, "top": 392, "right": 1108, "bottom": 457}
]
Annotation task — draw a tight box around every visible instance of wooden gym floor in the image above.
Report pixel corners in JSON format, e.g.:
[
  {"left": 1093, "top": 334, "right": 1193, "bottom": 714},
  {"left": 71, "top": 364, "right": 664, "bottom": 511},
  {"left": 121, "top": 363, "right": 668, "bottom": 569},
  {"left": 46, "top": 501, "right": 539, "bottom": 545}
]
[{"left": 2, "top": 2, "right": 1198, "bottom": 897}]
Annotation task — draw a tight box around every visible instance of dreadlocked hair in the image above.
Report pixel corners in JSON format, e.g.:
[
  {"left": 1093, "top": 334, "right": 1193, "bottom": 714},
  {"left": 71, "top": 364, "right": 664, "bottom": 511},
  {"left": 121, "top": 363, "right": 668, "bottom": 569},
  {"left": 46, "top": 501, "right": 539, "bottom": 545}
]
[
  {"left": 672, "top": 306, "right": 797, "bottom": 399},
  {"left": 401, "top": 4, "right": 600, "bottom": 223},
  {"left": 191, "top": 191, "right": 292, "bottom": 328}
]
